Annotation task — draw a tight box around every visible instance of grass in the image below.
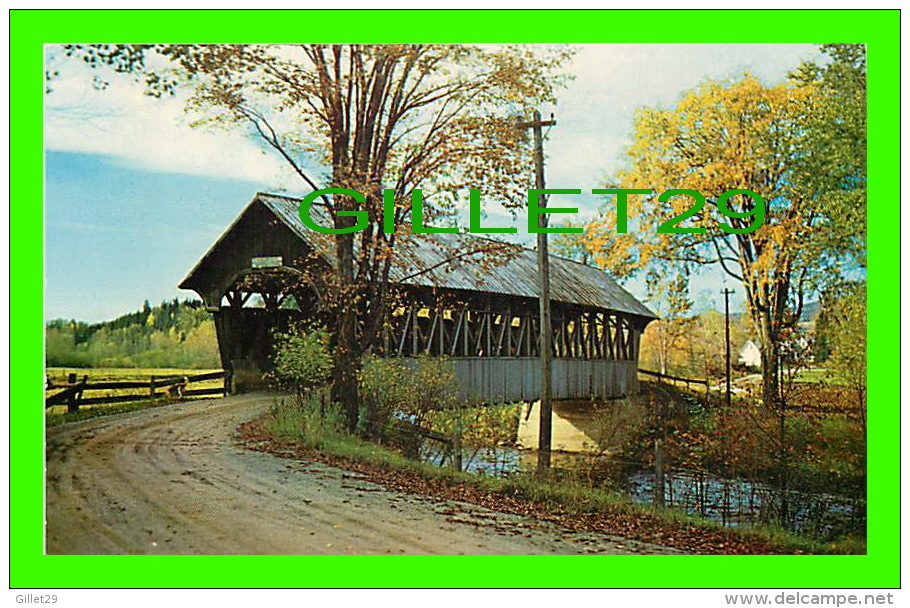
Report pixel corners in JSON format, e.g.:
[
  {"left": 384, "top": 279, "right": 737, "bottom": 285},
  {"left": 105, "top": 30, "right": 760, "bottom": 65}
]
[
  {"left": 45, "top": 395, "right": 185, "bottom": 427},
  {"left": 46, "top": 366, "right": 222, "bottom": 380},
  {"left": 45, "top": 366, "right": 224, "bottom": 416},
  {"left": 258, "top": 395, "right": 861, "bottom": 555},
  {"left": 791, "top": 366, "right": 851, "bottom": 385}
]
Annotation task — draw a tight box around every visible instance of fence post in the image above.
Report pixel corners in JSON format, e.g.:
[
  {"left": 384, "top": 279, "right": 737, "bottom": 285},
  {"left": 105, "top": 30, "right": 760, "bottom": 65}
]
[
  {"left": 150, "top": 375, "right": 156, "bottom": 400},
  {"left": 452, "top": 412, "right": 463, "bottom": 473},
  {"left": 654, "top": 436, "right": 665, "bottom": 508},
  {"left": 66, "top": 373, "right": 78, "bottom": 413}
]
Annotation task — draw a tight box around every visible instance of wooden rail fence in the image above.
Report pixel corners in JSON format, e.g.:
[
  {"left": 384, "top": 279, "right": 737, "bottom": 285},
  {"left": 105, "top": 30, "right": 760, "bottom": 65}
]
[
  {"left": 45, "top": 370, "right": 231, "bottom": 412},
  {"left": 637, "top": 368, "right": 710, "bottom": 393}
]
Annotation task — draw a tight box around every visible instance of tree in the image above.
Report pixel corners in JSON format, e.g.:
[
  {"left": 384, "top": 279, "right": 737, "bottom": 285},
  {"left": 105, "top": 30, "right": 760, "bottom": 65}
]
[
  {"left": 270, "top": 325, "right": 334, "bottom": 397},
  {"left": 637, "top": 274, "right": 695, "bottom": 376},
  {"left": 684, "top": 308, "right": 755, "bottom": 379},
  {"left": 583, "top": 46, "right": 865, "bottom": 409},
  {"left": 790, "top": 44, "right": 867, "bottom": 268},
  {"left": 45, "top": 300, "right": 221, "bottom": 368},
  {"left": 57, "top": 43, "right": 571, "bottom": 430},
  {"left": 816, "top": 280, "right": 867, "bottom": 428},
  {"left": 551, "top": 220, "right": 593, "bottom": 264}
]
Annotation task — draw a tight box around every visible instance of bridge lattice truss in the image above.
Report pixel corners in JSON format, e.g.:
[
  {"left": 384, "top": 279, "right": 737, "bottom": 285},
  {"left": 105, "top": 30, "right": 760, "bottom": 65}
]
[{"left": 380, "top": 303, "right": 636, "bottom": 361}]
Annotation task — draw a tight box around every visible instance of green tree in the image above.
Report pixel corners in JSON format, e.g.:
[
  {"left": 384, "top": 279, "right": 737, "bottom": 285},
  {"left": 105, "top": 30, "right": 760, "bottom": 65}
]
[
  {"left": 270, "top": 325, "right": 334, "bottom": 396},
  {"left": 45, "top": 300, "right": 220, "bottom": 369},
  {"left": 816, "top": 281, "right": 867, "bottom": 428},
  {"left": 790, "top": 43, "right": 867, "bottom": 268},
  {"left": 57, "top": 43, "right": 571, "bottom": 430},
  {"left": 45, "top": 323, "right": 87, "bottom": 367}
]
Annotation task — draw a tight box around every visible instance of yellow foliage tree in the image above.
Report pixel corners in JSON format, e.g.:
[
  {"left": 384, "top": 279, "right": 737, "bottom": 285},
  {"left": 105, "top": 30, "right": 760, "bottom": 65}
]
[{"left": 585, "top": 63, "right": 865, "bottom": 408}]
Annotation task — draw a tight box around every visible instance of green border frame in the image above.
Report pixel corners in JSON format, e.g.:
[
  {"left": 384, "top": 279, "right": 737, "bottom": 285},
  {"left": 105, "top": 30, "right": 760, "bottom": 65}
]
[{"left": 11, "top": 9, "right": 899, "bottom": 589}]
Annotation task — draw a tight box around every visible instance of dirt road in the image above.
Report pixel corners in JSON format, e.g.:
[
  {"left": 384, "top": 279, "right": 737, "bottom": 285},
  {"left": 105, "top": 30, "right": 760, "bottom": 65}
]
[{"left": 46, "top": 394, "right": 679, "bottom": 555}]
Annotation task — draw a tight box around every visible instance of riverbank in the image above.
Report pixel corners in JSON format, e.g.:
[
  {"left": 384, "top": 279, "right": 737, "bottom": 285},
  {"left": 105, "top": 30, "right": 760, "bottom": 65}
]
[{"left": 237, "top": 403, "right": 863, "bottom": 555}]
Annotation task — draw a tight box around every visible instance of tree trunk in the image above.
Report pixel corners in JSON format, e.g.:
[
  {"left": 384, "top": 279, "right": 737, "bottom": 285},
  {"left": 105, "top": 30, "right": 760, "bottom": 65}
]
[
  {"left": 758, "top": 325, "right": 780, "bottom": 410},
  {"left": 747, "top": 277, "right": 788, "bottom": 410},
  {"left": 331, "top": 309, "right": 361, "bottom": 432},
  {"left": 332, "top": 195, "right": 362, "bottom": 433}
]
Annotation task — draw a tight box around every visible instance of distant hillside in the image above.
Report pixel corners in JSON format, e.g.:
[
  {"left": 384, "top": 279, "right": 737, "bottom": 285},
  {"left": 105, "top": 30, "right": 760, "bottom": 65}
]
[
  {"left": 728, "top": 301, "right": 819, "bottom": 327},
  {"left": 800, "top": 300, "right": 821, "bottom": 323},
  {"left": 46, "top": 299, "right": 220, "bottom": 369}
]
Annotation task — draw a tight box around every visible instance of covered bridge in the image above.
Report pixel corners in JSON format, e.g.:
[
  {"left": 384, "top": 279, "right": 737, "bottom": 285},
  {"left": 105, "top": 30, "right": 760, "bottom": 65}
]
[{"left": 180, "top": 193, "right": 657, "bottom": 400}]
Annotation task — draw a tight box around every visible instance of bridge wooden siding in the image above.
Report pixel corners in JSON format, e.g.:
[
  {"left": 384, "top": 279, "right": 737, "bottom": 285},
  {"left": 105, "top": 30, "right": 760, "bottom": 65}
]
[
  {"left": 448, "top": 358, "right": 637, "bottom": 402},
  {"left": 179, "top": 193, "right": 657, "bottom": 400}
]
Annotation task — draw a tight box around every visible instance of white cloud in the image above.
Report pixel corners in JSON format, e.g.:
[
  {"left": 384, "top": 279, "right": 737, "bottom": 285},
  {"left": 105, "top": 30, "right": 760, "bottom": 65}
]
[
  {"left": 43, "top": 43, "right": 822, "bottom": 194},
  {"left": 541, "top": 43, "right": 821, "bottom": 188},
  {"left": 44, "top": 55, "right": 300, "bottom": 188}
]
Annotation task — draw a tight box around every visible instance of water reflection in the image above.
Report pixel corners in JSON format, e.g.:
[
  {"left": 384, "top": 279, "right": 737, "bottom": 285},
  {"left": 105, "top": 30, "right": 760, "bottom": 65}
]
[{"left": 420, "top": 399, "right": 865, "bottom": 540}]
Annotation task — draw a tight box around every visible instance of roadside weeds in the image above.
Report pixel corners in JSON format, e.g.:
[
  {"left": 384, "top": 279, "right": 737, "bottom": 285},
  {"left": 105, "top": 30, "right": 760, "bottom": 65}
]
[{"left": 236, "top": 414, "right": 849, "bottom": 556}]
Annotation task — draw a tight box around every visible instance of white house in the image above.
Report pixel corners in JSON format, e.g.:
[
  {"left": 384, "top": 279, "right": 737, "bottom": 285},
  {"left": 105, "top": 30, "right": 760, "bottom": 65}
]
[{"left": 738, "top": 340, "right": 762, "bottom": 368}]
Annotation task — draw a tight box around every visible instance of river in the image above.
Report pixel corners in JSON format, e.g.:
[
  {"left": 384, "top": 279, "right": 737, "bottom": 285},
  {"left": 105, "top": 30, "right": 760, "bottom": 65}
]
[{"left": 421, "top": 399, "right": 865, "bottom": 540}]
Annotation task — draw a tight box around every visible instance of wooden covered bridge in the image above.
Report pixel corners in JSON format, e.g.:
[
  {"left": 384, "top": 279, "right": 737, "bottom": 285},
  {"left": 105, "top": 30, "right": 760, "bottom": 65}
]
[{"left": 180, "top": 193, "right": 657, "bottom": 401}]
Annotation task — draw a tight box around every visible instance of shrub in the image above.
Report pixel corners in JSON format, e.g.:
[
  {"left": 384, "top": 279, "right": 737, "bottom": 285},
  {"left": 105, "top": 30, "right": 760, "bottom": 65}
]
[
  {"left": 427, "top": 402, "right": 522, "bottom": 471},
  {"left": 358, "top": 355, "right": 461, "bottom": 440},
  {"left": 267, "top": 393, "right": 346, "bottom": 447},
  {"left": 269, "top": 325, "right": 333, "bottom": 395}
]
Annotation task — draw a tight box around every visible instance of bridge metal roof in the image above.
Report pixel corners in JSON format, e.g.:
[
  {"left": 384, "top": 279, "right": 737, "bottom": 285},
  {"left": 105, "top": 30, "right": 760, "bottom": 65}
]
[{"left": 187, "top": 192, "right": 657, "bottom": 321}]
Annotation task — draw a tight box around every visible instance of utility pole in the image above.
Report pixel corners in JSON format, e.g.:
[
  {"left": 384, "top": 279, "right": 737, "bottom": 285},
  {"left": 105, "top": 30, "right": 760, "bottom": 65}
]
[
  {"left": 777, "top": 352, "right": 789, "bottom": 525},
  {"left": 518, "top": 110, "right": 556, "bottom": 475},
  {"left": 723, "top": 288, "right": 734, "bottom": 408}
]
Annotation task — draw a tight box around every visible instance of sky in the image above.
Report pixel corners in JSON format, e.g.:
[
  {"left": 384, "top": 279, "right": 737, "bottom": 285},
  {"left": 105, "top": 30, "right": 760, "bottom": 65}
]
[{"left": 44, "top": 43, "right": 824, "bottom": 323}]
